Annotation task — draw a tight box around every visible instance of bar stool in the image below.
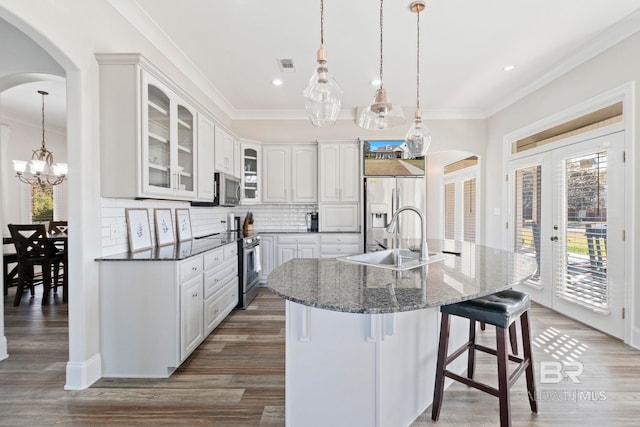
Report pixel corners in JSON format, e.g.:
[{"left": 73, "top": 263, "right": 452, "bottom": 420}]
[{"left": 431, "top": 290, "right": 537, "bottom": 427}]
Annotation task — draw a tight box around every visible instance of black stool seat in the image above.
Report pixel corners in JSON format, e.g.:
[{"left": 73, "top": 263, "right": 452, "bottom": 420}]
[
  {"left": 432, "top": 289, "right": 537, "bottom": 427},
  {"left": 442, "top": 290, "right": 531, "bottom": 328}
]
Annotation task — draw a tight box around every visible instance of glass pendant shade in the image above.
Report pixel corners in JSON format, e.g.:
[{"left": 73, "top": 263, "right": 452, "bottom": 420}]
[
  {"left": 358, "top": 87, "right": 405, "bottom": 130},
  {"left": 404, "top": 110, "right": 431, "bottom": 158},
  {"left": 303, "top": 46, "right": 342, "bottom": 127}
]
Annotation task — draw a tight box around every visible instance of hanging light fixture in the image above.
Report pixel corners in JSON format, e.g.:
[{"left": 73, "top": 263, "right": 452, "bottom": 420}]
[
  {"left": 359, "top": 0, "right": 405, "bottom": 130},
  {"left": 13, "top": 90, "right": 67, "bottom": 188},
  {"left": 405, "top": 1, "right": 431, "bottom": 158},
  {"left": 303, "top": 0, "right": 342, "bottom": 127}
]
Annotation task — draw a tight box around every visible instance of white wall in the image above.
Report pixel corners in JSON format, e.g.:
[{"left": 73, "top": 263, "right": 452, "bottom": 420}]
[{"left": 485, "top": 32, "right": 640, "bottom": 346}]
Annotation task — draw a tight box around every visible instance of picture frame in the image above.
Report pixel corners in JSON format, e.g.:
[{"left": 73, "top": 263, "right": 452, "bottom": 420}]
[
  {"left": 154, "top": 208, "right": 175, "bottom": 246},
  {"left": 175, "top": 208, "right": 192, "bottom": 241},
  {"left": 125, "top": 208, "right": 152, "bottom": 252}
]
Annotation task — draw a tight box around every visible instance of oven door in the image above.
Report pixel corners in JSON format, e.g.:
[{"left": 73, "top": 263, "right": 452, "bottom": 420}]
[{"left": 243, "top": 243, "right": 260, "bottom": 290}]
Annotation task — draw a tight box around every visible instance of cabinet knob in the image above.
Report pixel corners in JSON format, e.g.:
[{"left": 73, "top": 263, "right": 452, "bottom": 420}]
[{"left": 192, "top": 266, "right": 198, "bottom": 271}]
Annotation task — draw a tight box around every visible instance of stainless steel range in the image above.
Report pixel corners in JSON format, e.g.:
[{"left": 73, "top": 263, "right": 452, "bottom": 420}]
[{"left": 237, "top": 234, "right": 260, "bottom": 309}]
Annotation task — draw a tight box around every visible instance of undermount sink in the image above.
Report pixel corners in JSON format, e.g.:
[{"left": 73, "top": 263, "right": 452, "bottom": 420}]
[{"left": 337, "top": 249, "right": 448, "bottom": 271}]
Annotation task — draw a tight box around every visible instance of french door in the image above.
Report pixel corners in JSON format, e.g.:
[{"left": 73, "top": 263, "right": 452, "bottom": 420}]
[{"left": 509, "top": 131, "right": 625, "bottom": 338}]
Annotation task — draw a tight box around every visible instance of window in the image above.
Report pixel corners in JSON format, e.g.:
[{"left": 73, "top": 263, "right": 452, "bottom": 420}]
[
  {"left": 31, "top": 184, "right": 54, "bottom": 222},
  {"left": 443, "top": 156, "right": 478, "bottom": 243}
]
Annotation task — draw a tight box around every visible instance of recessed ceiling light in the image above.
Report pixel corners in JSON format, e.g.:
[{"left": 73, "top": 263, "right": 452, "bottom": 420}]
[
  {"left": 503, "top": 65, "right": 516, "bottom": 72},
  {"left": 370, "top": 79, "right": 381, "bottom": 86},
  {"left": 272, "top": 79, "right": 283, "bottom": 86}
]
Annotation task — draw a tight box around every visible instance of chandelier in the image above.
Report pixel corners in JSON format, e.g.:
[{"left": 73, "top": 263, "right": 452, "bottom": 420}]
[
  {"left": 358, "top": 0, "right": 406, "bottom": 130},
  {"left": 13, "top": 90, "right": 67, "bottom": 188}
]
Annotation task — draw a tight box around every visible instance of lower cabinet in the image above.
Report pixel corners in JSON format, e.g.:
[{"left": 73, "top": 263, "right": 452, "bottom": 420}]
[
  {"left": 259, "top": 235, "right": 275, "bottom": 283},
  {"left": 276, "top": 234, "right": 320, "bottom": 265},
  {"left": 319, "top": 233, "right": 362, "bottom": 258},
  {"left": 99, "top": 242, "right": 238, "bottom": 378}
]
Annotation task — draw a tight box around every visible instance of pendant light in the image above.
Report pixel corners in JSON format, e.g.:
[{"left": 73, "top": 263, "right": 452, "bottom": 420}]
[
  {"left": 405, "top": 1, "right": 431, "bottom": 158},
  {"left": 358, "top": 0, "right": 405, "bottom": 130},
  {"left": 13, "top": 90, "right": 67, "bottom": 188},
  {"left": 303, "top": 0, "right": 342, "bottom": 127}
]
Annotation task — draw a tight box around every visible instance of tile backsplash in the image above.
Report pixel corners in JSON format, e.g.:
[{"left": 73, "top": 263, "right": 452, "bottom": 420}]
[{"left": 101, "top": 198, "right": 318, "bottom": 256}]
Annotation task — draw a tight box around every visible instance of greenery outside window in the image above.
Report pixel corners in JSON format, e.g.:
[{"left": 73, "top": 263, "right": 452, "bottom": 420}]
[{"left": 31, "top": 183, "right": 54, "bottom": 222}]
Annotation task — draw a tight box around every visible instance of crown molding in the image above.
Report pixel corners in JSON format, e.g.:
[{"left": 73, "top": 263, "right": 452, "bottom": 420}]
[{"left": 486, "top": 8, "right": 640, "bottom": 117}]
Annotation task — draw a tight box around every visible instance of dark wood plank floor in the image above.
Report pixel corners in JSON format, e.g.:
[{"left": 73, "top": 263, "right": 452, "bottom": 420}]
[{"left": 1, "top": 285, "right": 639, "bottom": 426}]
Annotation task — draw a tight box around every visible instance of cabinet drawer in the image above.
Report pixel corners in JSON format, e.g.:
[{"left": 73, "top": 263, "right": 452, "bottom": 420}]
[
  {"left": 320, "top": 244, "right": 361, "bottom": 256},
  {"left": 204, "top": 258, "right": 237, "bottom": 299},
  {"left": 223, "top": 242, "right": 238, "bottom": 260},
  {"left": 179, "top": 256, "right": 203, "bottom": 283},
  {"left": 204, "top": 278, "right": 239, "bottom": 335},
  {"left": 320, "top": 234, "right": 361, "bottom": 245},
  {"left": 204, "top": 248, "right": 225, "bottom": 270},
  {"left": 278, "top": 234, "right": 319, "bottom": 245}
]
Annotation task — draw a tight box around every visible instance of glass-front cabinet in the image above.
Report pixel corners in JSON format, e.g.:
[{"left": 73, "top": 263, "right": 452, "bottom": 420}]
[
  {"left": 241, "top": 140, "right": 261, "bottom": 204},
  {"left": 96, "top": 53, "right": 199, "bottom": 200},
  {"left": 142, "top": 74, "right": 196, "bottom": 198}
]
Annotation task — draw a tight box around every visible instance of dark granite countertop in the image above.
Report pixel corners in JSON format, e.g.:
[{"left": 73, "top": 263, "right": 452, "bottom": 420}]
[
  {"left": 96, "top": 232, "right": 240, "bottom": 261},
  {"left": 257, "top": 230, "right": 359, "bottom": 235},
  {"left": 267, "top": 240, "right": 537, "bottom": 314}
]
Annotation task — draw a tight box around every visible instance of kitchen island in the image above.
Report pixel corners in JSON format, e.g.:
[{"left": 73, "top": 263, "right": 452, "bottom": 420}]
[{"left": 267, "top": 240, "right": 536, "bottom": 427}]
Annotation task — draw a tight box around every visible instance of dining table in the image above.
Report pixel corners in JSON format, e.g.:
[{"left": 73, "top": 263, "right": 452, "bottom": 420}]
[{"left": 3, "top": 232, "right": 68, "bottom": 302}]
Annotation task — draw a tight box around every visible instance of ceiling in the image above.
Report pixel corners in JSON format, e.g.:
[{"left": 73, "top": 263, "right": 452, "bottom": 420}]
[
  {"left": 2, "top": 1, "right": 640, "bottom": 130},
  {"left": 125, "top": 0, "right": 640, "bottom": 121}
]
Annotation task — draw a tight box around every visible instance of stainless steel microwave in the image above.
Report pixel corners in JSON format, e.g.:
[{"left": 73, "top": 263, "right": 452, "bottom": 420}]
[{"left": 214, "top": 172, "right": 241, "bottom": 206}]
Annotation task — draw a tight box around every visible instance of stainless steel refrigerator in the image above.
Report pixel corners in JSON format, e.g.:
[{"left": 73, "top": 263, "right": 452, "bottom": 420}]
[{"left": 364, "top": 177, "right": 427, "bottom": 252}]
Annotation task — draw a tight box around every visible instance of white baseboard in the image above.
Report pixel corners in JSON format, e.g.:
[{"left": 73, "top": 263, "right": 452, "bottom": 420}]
[
  {"left": 64, "top": 353, "right": 102, "bottom": 390},
  {"left": 0, "top": 336, "right": 8, "bottom": 361},
  {"left": 630, "top": 326, "right": 640, "bottom": 350}
]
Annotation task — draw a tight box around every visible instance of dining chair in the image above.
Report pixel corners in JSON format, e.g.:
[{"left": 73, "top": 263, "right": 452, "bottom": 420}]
[
  {"left": 48, "top": 220, "right": 68, "bottom": 296},
  {"left": 3, "top": 241, "right": 18, "bottom": 296},
  {"left": 8, "top": 224, "right": 64, "bottom": 306}
]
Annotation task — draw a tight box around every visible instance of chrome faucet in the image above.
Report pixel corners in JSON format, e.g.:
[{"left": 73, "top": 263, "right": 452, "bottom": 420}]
[{"left": 386, "top": 206, "right": 429, "bottom": 261}]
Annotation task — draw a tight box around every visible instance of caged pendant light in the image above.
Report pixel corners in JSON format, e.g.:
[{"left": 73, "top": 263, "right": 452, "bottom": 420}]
[
  {"left": 405, "top": 1, "right": 431, "bottom": 158},
  {"left": 303, "top": 0, "right": 343, "bottom": 127},
  {"left": 358, "top": 0, "right": 405, "bottom": 130}
]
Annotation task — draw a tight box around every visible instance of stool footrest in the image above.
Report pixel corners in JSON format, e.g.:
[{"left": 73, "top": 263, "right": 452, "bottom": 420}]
[{"left": 444, "top": 370, "right": 500, "bottom": 397}]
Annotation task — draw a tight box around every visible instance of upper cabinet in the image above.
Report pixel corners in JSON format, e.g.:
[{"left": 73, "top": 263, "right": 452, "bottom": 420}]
[
  {"left": 214, "top": 126, "right": 238, "bottom": 178},
  {"left": 319, "top": 141, "right": 359, "bottom": 203},
  {"left": 196, "top": 113, "right": 215, "bottom": 201},
  {"left": 240, "top": 140, "right": 261, "bottom": 204},
  {"left": 97, "top": 54, "right": 197, "bottom": 200},
  {"left": 263, "top": 144, "right": 317, "bottom": 204}
]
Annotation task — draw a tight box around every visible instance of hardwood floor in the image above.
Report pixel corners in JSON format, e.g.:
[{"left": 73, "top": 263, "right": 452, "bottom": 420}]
[{"left": 1, "top": 285, "right": 639, "bottom": 426}]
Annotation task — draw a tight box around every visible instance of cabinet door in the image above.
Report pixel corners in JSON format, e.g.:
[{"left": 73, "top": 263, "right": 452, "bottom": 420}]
[
  {"left": 233, "top": 139, "right": 241, "bottom": 179},
  {"left": 180, "top": 275, "right": 204, "bottom": 361},
  {"left": 291, "top": 145, "right": 317, "bottom": 203},
  {"left": 174, "top": 100, "right": 196, "bottom": 197},
  {"left": 197, "top": 114, "right": 215, "bottom": 200},
  {"left": 259, "top": 235, "right": 275, "bottom": 282},
  {"left": 339, "top": 142, "right": 360, "bottom": 202},
  {"left": 143, "top": 76, "right": 175, "bottom": 196},
  {"left": 263, "top": 145, "right": 291, "bottom": 203},
  {"left": 277, "top": 244, "right": 298, "bottom": 266},
  {"left": 214, "top": 126, "right": 234, "bottom": 174},
  {"left": 241, "top": 141, "right": 261, "bottom": 204},
  {"left": 319, "top": 143, "right": 340, "bottom": 202},
  {"left": 320, "top": 203, "right": 359, "bottom": 232},
  {"left": 298, "top": 245, "right": 318, "bottom": 259}
]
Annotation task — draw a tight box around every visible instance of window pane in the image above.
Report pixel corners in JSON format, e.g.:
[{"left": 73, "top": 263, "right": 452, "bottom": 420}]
[{"left": 31, "top": 184, "right": 54, "bottom": 222}]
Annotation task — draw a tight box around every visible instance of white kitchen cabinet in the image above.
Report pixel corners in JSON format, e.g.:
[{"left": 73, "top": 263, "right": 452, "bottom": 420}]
[
  {"left": 196, "top": 113, "right": 215, "bottom": 201},
  {"left": 318, "top": 141, "right": 359, "bottom": 203},
  {"left": 180, "top": 274, "right": 204, "bottom": 360},
  {"left": 99, "top": 242, "right": 238, "bottom": 378},
  {"left": 276, "top": 234, "right": 320, "bottom": 265},
  {"left": 214, "top": 126, "right": 235, "bottom": 176},
  {"left": 203, "top": 243, "right": 238, "bottom": 335},
  {"left": 97, "top": 54, "right": 197, "bottom": 200},
  {"left": 319, "top": 233, "right": 362, "bottom": 258},
  {"left": 233, "top": 139, "right": 242, "bottom": 179},
  {"left": 240, "top": 140, "right": 262, "bottom": 204},
  {"left": 259, "top": 234, "right": 275, "bottom": 283},
  {"left": 320, "top": 203, "right": 359, "bottom": 232},
  {"left": 263, "top": 144, "right": 317, "bottom": 203}
]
